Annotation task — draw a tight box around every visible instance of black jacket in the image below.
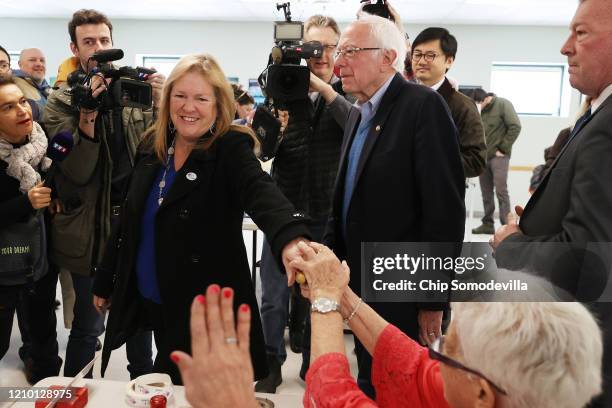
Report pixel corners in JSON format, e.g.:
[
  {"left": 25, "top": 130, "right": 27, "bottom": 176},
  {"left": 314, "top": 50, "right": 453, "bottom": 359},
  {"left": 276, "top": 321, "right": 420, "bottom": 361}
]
[
  {"left": 272, "top": 81, "right": 353, "bottom": 219},
  {"left": 325, "top": 73, "right": 465, "bottom": 340},
  {"left": 437, "top": 78, "right": 486, "bottom": 178},
  {"left": 495, "top": 94, "right": 612, "bottom": 407},
  {"left": 0, "top": 161, "right": 35, "bottom": 228},
  {"left": 92, "top": 129, "right": 309, "bottom": 381}
]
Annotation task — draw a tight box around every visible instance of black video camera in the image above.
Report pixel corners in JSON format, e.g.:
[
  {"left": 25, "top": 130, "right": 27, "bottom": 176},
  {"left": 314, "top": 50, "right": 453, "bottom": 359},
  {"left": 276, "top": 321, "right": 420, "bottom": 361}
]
[
  {"left": 361, "top": 0, "right": 393, "bottom": 21},
  {"left": 258, "top": 2, "right": 323, "bottom": 105},
  {"left": 67, "top": 49, "right": 155, "bottom": 111}
]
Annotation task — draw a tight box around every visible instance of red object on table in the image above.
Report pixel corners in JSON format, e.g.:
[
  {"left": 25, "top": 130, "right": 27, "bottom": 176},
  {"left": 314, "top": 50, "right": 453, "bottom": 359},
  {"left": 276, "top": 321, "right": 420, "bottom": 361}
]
[
  {"left": 150, "top": 394, "right": 167, "bottom": 408},
  {"left": 35, "top": 386, "right": 88, "bottom": 408}
]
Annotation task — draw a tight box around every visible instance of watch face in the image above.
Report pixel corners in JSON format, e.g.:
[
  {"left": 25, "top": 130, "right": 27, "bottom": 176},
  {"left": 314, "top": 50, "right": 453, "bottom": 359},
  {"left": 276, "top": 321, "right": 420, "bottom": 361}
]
[{"left": 313, "top": 298, "right": 338, "bottom": 313}]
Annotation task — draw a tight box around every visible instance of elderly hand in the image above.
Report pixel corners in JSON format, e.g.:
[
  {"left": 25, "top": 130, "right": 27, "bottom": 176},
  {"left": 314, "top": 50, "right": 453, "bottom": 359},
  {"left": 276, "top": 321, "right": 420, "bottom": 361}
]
[
  {"left": 282, "top": 237, "right": 309, "bottom": 286},
  {"left": 146, "top": 71, "right": 166, "bottom": 108},
  {"left": 171, "top": 285, "right": 258, "bottom": 408},
  {"left": 490, "top": 206, "right": 523, "bottom": 250},
  {"left": 418, "top": 310, "right": 443, "bottom": 346},
  {"left": 289, "top": 242, "right": 349, "bottom": 302},
  {"left": 27, "top": 182, "right": 52, "bottom": 209}
]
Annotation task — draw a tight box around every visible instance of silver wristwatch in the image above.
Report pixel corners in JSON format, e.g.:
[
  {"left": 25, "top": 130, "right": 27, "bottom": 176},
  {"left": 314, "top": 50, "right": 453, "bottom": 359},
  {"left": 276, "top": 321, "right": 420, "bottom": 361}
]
[{"left": 311, "top": 297, "right": 340, "bottom": 314}]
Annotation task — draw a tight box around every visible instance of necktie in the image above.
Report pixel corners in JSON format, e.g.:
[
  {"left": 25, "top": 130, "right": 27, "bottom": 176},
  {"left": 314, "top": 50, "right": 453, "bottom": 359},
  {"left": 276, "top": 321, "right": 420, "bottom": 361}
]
[
  {"left": 570, "top": 108, "right": 592, "bottom": 139},
  {"left": 342, "top": 115, "right": 374, "bottom": 237}
]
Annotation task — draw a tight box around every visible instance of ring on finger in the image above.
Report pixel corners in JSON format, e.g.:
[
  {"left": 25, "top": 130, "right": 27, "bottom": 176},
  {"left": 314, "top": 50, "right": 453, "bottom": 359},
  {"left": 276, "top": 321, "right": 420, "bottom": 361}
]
[{"left": 224, "top": 337, "right": 238, "bottom": 344}]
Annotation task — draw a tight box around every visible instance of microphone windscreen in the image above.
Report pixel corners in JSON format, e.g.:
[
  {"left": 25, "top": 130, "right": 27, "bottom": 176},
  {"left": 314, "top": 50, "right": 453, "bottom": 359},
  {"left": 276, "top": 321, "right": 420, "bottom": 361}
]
[
  {"left": 91, "top": 49, "right": 124, "bottom": 64},
  {"left": 47, "top": 131, "right": 74, "bottom": 163}
]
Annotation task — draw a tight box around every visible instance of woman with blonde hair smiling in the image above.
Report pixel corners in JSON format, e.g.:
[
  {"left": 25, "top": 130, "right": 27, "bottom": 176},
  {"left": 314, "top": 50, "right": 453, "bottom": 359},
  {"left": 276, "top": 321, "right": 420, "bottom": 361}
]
[{"left": 92, "top": 53, "right": 309, "bottom": 384}]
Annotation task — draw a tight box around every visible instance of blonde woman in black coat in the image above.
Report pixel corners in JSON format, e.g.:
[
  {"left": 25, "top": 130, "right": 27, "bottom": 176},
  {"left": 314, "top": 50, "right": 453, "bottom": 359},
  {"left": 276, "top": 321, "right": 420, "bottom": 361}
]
[{"left": 92, "top": 54, "right": 309, "bottom": 384}]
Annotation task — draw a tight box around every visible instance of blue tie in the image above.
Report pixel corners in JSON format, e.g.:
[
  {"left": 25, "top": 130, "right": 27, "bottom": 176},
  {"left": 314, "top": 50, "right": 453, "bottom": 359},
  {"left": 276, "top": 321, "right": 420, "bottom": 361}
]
[
  {"left": 571, "top": 108, "right": 592, "bottom": 138},
  {"left": 342, "top": 115, "right": 374, "bottom": 236}
]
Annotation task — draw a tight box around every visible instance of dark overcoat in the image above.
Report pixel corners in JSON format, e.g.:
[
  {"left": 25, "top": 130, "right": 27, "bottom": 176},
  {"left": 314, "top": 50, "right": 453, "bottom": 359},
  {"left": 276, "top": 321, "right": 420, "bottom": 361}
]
[{"left": 93, "top": 129, "right": 309, "bottom": 381}]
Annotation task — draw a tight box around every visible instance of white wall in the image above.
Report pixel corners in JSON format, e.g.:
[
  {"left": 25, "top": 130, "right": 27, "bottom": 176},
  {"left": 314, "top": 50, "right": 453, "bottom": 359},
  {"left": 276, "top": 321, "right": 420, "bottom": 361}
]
[{"left": 1, "top": 17, "right": 579, "bottom": 216}]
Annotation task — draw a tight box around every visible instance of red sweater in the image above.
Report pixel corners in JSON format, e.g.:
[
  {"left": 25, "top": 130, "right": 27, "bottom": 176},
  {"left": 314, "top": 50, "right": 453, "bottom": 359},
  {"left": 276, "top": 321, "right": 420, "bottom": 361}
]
[{"left": 304, "top": 324, "right": 450, "bottom": 408}]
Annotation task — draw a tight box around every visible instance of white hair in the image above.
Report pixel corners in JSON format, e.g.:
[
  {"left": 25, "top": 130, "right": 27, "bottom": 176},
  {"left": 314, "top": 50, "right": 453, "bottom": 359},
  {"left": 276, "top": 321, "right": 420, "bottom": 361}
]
[
  {"left": 452, "top": 302, "right": 602, "bottom": 408},
  {"left": 354, "top": 13, "right": 406, "bottom": 73}
]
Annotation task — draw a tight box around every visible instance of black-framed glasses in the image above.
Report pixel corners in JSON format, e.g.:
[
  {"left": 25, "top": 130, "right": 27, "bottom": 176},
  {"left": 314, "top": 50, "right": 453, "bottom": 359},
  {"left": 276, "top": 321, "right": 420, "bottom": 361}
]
[
  {"left": 429, "top": 336, "right": 508, "bottom": 396},
  {"left": 412, "top": 52, "right": 439, "bottom": 63},
  {"left": 335, "top": 47, "right": 381, "bottom": 59}
]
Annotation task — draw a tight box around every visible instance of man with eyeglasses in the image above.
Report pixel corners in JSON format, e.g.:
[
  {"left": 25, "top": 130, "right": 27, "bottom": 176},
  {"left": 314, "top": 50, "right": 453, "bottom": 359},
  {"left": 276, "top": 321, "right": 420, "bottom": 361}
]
[
  {"left": 412, "top": 27, "right": 486, "bottom": 179},
  {"left": 323, "top": 14, "right": 464, "bottom": 399},
  {"left": 0, "top": 46, "right": 11, "bottom": 77},
  {"left": 255, "top": 14, "right": 354, "bottom": 393}
]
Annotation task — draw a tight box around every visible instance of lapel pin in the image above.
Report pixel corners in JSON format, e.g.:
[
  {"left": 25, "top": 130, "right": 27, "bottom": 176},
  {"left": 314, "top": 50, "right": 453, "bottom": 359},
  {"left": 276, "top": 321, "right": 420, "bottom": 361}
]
[
  {"left": 186, "top": 172, "right": 197, "bottom": 181},
  {"left": 375, "top": 125, "right": 381, "bottom": 132}
]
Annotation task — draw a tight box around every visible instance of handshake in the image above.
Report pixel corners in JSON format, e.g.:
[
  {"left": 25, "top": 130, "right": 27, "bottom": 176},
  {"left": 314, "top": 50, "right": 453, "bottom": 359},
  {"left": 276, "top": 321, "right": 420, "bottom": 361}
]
[{"left": 281, "top": 239, "right": 350, "bottom": 302}]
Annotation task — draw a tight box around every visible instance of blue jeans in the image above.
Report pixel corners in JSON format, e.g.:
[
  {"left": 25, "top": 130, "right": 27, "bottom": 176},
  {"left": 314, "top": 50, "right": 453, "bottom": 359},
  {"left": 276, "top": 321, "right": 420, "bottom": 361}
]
[
  {"left": 63, "top": 273, "right": 105, "bottom": 377},
  {"left": 259, "top": 219, "right": 327, "bottom": 365},
  {"left": 63, "top": 273, "right": 153, "bottom": 378},
  {"left": 259, "top": 239, "right": 290, "bottom": 363},
  {"left": 126, "top": 330, "right": 154, "bottom": 379}
]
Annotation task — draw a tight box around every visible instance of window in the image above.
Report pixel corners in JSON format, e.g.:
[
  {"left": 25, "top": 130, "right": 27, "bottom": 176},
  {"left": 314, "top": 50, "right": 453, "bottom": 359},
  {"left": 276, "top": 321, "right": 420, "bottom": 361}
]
[
  {"left": 135, "top": 54, "right": 183, "bottom": 79},
  {"left": 490, "top": 63, "right": 571, "bottom": 117},
  {"left": 9, "top": 51, "right": 20, "bottom": 70}
]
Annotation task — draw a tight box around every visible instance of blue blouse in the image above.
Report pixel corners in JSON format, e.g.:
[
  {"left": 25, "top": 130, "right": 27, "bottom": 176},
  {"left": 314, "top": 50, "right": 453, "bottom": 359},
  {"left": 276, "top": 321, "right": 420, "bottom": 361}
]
[{"left": 135, "top": 158, "right": 177, "bottom": 304}]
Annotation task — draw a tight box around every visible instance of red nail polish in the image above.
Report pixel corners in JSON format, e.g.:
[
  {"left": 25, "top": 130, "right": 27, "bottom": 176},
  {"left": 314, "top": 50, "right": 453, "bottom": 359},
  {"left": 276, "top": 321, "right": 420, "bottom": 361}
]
[
  {"left": 240, "top": 304, "right": 250, "bottom": 313},
  {"left": 210, "top": 284, "right": 220, "bottom": 294},
  {"left": 196, "top": 295, "right": 205, "bottom": 304},
  {"left": 223, "top": 288, "right": 233, "bottom": 299},
  {"left": 170, "top": 353, "right": 180, "bottom": 363}
]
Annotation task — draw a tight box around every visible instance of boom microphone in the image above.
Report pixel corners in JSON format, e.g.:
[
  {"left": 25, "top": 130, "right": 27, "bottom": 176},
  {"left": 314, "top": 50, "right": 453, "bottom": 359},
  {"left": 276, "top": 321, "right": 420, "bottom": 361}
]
[
  {"left": 43, "top": 131, "right": 74, "bottom": 188},
  {"left": 90, "top": 49, "right": 124, "bottom": 64}
]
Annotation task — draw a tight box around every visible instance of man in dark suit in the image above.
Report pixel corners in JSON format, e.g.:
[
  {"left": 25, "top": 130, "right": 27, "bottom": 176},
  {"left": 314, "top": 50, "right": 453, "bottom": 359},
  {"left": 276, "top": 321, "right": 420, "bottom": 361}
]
[
  {"left": 493, "top": 0, "right": 612, "bottom": 405},
  {"left": 326, "top": 13, "right": 465, "bottom": 397}
]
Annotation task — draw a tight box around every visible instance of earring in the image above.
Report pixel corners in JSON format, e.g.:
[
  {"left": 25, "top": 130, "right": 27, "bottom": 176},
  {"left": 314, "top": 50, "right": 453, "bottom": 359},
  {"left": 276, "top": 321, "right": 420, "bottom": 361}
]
[
  {"left": 209, "top": 121, "right": 216, "bottom": 135},
  {"left": 168, "top": 121, "right": 176, "bottom": 135}
]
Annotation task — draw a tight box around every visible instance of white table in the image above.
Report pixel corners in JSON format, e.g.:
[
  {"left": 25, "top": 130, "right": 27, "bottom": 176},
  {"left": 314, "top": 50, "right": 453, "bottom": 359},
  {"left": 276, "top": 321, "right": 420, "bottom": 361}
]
[
  {"left": 242, "top": 217, "right": 261, "bottom": 289},
  {"left": 12, "top": 376, "right": 301, "bottom": 407}
]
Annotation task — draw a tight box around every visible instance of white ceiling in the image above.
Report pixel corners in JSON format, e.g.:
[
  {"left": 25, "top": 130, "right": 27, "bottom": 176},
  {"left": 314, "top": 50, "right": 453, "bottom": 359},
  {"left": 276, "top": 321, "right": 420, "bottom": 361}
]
[{"left": 0, "top": 0, "right": 577, "bottom": 26}]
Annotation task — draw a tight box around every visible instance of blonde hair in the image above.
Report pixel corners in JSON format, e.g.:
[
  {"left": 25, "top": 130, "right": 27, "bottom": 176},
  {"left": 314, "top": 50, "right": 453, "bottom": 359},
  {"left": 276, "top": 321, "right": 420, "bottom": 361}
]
[
  {"left": 147, "top": 53, "right": 256, "bottom": 162},
  {"left": 304, "top": 14, "right": 340, "bottom": 38},
  {"left": 452, "top": 302, "right": 602, "bottom": 408}
]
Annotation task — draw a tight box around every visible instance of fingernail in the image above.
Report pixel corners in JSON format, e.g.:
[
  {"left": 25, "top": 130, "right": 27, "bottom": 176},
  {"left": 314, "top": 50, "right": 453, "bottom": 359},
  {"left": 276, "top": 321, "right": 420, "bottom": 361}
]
[
  {"left": 209, "top": 284, "right": 220, "bottom": 294},
  {"left": 222, "top": 288, "right": 233, "bottom": 299},
  {"left": 170, "top": 353, "right": 180, "bottom": 363},
  {"left": 240, "top": 304, "right": 250, "bottom": 313},
  {"left": 196, "top": 295, "right": 205, "bottom": 304}
]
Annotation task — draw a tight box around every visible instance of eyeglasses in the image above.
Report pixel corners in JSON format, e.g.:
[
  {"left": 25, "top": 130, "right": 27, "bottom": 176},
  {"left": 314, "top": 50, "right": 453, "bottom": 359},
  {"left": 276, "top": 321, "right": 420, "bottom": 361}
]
[
  {"left": 429, "top": 336, "right": 508, "bottom": 396},
  {"left": 412, "top": 52, "right": 439, "bottom": 63},
  {"left": 322, "top": 44, "right": 338, "bottom": 53},
  {"left": 335, "top": 47, "right": 381, "bottom": 59},
  {"left": 0, "top": 62, "right": 10, "bottom": 70}
]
